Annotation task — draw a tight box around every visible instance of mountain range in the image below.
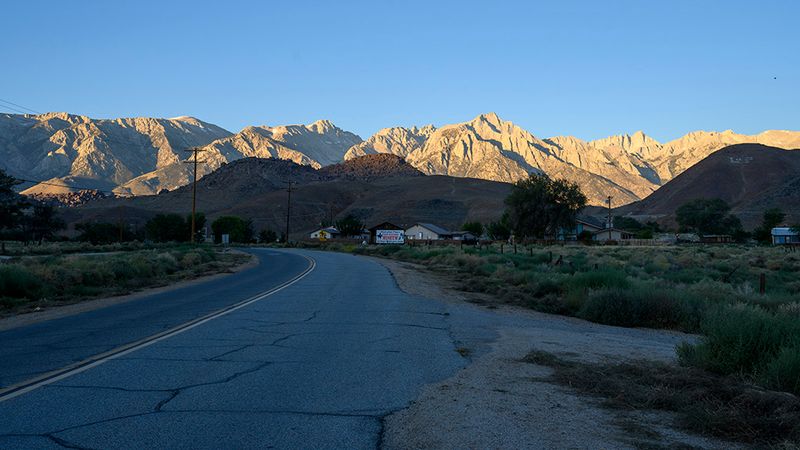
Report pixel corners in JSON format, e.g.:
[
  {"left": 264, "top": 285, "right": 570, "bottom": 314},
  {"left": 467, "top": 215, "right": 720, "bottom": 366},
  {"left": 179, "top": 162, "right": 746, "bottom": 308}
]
[{"left": 2, "top": 111, "right": 799, "bottom": 206}]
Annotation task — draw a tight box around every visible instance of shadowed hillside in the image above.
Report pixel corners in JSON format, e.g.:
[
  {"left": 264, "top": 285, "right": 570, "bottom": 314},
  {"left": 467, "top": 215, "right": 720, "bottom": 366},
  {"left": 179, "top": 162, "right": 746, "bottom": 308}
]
[
  {"left": 62, "top": 156, "right": 511, "bottom": 237},
  {"left": 619, "top": 144, "right": 800, "bottom": 228}
]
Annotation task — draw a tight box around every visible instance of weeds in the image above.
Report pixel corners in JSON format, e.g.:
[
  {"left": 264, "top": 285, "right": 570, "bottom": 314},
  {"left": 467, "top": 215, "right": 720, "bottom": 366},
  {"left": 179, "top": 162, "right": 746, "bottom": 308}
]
[
  {"left": 523, "top": 350, "right": 800, "bottom": 446},
  {"left": 0, "top": 245, "right": 248, "bottom": 315}
]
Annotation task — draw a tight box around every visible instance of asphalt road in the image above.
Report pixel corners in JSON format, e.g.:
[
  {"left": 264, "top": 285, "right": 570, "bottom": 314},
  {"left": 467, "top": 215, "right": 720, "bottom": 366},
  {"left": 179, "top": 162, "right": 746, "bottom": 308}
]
[
  {"left": 0, "top": 249, "right": 497, "bottom": 449},
  {"left": 0, "top": 249, "right": 310, "bottom": 390}
]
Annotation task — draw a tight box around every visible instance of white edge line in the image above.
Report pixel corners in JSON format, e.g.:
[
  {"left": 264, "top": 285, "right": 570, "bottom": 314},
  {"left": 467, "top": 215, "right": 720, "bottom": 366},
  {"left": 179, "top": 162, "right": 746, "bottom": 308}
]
[{"left": 0, "top": 253, "right": 316, "bottom": 403}]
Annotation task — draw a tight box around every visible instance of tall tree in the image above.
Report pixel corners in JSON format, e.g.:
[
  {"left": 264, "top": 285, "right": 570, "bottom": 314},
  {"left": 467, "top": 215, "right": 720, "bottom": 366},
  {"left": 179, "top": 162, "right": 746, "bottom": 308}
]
[
  {"left": 0, "top": 169, "right": 26, "bottom": 233},
  {"left": 754, "top": 208, "right": 785, "bottom": 244},
  {"left": 676, "top": 198, "right": 742, "bottom": 235},
  {"left": 504, "top": 174, "right": 587, "bottom": 239},
  {"left": 461, "top": 221, "right": 484, "bottom": 237},
  {"left": 25, "top": 204, "right": 65, "bottom": 243},
  {"left": 335, "top": 214, "right": 364, "bottom": 237}
]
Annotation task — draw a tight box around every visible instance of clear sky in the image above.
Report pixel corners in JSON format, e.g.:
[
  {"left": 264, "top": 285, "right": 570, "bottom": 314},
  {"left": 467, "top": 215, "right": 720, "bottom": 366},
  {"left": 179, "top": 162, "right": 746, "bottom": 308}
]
[{"left": 2, "top": 0, "right": 797, "bottom": 142}]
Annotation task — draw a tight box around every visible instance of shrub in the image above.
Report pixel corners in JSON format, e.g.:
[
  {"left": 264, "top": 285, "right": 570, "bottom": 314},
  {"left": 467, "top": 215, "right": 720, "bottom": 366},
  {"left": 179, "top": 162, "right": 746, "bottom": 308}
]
[
  {"left": 761, "top": 345, "right": 800, "bottom": 395},
  {"left": 577, "top": 286, "right": 703, "bottom": 330},
  {"left": 0, "top": 265, "right": 43, "bottom": 300},
  {"left": 679, "top": 304, "right": 800, "bottom": 380}
]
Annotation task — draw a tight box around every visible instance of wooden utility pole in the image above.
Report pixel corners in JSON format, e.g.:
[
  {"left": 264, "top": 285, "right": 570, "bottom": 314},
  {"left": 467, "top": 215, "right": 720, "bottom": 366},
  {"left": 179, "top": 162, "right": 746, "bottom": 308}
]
[
  {"left": 185, "top": 147, "right": 206, "bottom": 244},
  {"left": 607, "top": 195, "right": 613, "bottom": 241},
  {"left": 285, "top": 181, "right": 294, "bottom": 244}
]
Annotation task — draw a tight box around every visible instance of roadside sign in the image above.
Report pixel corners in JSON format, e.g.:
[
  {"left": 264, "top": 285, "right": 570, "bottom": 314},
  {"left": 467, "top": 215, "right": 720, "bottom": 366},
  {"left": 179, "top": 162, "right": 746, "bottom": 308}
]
[
  {"left": 319, "top": 230, "right": 328, "bottom": 241},
  {"left": 375, "top": 229, "right": 404, "bottom": 244}
]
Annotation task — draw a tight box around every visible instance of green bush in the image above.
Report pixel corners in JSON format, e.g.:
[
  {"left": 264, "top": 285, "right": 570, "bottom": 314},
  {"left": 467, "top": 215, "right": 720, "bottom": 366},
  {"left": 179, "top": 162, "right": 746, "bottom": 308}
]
[
  {"left": 678, "top": 304, "right": 800, "bottom": 394},
  {"left": 761, "top": 345, "right": 800, "bottom": 395},
  {"left": 577, "top": 286, "right": 703, "bottom": 330},
  {"left": 0, "top": 265, "right": 43, "bottom": 299}
]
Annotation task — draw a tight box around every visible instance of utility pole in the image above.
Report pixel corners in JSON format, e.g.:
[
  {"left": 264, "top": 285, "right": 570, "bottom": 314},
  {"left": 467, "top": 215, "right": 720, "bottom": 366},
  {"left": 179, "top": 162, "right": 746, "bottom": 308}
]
[
  {"left": 607, "top": 195, "right": 613, "bottom": 241},
  {"left": 285, "top": 181, "right": 294, "bottom": 244},
  {"left": 184, "top": 147, "right": 206, "bottom": 244}
]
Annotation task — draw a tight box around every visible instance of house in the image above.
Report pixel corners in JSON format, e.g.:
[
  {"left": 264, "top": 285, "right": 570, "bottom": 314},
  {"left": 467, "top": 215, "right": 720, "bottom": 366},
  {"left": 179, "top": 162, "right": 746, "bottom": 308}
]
[
  {"left": 592, "top": 228, "right": 634, "bottom": 242},
  {"left": 558, "top": 215, "right": 605, "bottom": 240},
  {"left": 405, "top": 223, "right": 452, "bottom": 240},
  {"left": 309, "top": 226, "right": 340, "bottom": 240},
  {"left": 772, "top": 227, "right": 800, "bottom": 245},
  {"left": 368, "top": 222, "right": 405, "bottom": 244}
]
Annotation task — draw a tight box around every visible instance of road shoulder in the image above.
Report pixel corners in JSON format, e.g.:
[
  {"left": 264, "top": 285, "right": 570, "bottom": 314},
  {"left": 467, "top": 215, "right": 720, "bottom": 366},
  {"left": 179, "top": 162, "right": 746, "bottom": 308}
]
[{"left": 372, "top": 257, "right": 740, "bottom": 449}]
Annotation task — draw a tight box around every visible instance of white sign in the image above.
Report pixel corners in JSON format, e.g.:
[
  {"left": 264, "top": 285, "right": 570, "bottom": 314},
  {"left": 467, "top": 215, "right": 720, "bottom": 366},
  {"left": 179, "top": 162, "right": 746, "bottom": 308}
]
[
  {"left": 375, "top": 229, "right": 405, "bottom": 244},
  {"left": 222, "top": 234, "right": 230, "bottom": 245}
]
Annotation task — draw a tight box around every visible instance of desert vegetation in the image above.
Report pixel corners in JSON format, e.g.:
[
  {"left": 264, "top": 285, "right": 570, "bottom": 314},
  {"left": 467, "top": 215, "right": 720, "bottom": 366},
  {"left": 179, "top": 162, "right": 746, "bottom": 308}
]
[
  {"left": 0, "top": 245, "right": 250, "bottom": 316},
  {"left": 310, "top": 241, "right": 800, "bottom": 396}
]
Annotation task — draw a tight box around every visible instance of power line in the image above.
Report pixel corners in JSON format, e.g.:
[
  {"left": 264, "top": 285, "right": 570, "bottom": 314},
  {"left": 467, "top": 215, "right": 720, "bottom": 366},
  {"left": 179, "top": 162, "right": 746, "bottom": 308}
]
[
  {"left": 0, "top": 104, "right": 31, "bottom": 115},
  {"left": 0, "top": 98, "right": 41, "bottom": 114}
]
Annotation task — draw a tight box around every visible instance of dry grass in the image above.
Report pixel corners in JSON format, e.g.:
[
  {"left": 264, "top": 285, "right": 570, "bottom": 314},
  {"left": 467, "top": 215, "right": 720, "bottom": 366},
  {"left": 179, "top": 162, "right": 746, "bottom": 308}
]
[
  {"left": 0, "top": 245, "right": 249, "bottom": 316},
  {"left": 523, "top": 350, "right": 800, "bottom": 447}
]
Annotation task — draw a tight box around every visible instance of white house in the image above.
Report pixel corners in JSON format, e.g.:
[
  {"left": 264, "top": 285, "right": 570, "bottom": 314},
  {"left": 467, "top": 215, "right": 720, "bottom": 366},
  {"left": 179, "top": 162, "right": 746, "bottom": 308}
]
[
  {"left": 405, "top": 223, "right": 452, "bottom": 240},
  {"left": 771, "top": 227, "right": 800, "bottom": 245},
  {"left": 309, "top": 226, "right": 340, "bottom": 240}
]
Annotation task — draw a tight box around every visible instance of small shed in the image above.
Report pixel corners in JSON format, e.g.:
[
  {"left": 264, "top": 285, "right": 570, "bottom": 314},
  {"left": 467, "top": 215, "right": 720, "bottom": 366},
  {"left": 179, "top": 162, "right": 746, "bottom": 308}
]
[
  {"left": 309, "top": 226, "right": 340, "bottom": 240},
  {"left": 593, "top": 228, "right": 634, "bottom": 242},
  {"left": 368, "top": 222, "right": 405, "bottom": 244},
  {"left": 772, "top": 227, "right": 800, "bottom": 245},
  {"left": 405, "top": 223, "right": 451, "bottom": 240}
]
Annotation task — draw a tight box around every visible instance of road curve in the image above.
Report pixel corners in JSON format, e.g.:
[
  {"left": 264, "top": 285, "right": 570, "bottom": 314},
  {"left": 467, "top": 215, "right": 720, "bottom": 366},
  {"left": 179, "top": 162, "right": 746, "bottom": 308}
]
[
  {"left": 0, "top": 249, "right": 312, "bottom": 390},
  {"left": 0, "top": 249, "right": 483, "bottom": 449}
]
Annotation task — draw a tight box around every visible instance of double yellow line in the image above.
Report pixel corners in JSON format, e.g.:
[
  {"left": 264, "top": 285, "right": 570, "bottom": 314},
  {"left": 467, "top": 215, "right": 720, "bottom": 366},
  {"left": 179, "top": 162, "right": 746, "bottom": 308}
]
[{"left": 0, "top": 253, "right": 316, "bottom": 403}]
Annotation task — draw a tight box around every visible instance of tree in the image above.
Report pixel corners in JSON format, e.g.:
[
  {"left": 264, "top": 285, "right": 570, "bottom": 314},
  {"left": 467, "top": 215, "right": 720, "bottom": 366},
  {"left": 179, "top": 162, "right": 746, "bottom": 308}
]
[
  {"left": 211, "top": 216, "right": 254, "bottom": 243},
  {"left": 613, "top": 216, "right": 659, "bottom": 239},
  {"left": 24, "top": 204, "right": 65, "bottom": 243},
  {"left": 504, "top": 174, "right": 587, "bottom": 239},
  {"left": 335, "top": 214, "right": 364, "bottom": 237},
  {"left": 676, "top": 198, "right": 742, "bottom": 235},
  {"left": 258, "top": 229, "right": 278, "bottom": 244},
  {"left": 0, "top": 169, "right": 26, "bottom": 235},
  {"left": 486, "top": 217, "right": 511, "bottom": 241},
  {"left": 754, "top": 208, "right": 785, "bottom": 244},
  {"left": 461, "top": 221, "right": 484, "bottom": 237},
  {"left": 76, "top": 222, "right": 138, "bottom": 244},
  {"left": 145, "top": 214, "right": 189, "bottom": 242}
]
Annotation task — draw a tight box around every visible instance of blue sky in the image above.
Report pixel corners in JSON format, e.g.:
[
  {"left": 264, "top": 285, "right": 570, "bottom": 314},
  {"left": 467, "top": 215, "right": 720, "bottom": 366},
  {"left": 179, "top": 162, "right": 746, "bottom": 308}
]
[{"left": 2, "top": 0, "right": 797, "bottom": 142}]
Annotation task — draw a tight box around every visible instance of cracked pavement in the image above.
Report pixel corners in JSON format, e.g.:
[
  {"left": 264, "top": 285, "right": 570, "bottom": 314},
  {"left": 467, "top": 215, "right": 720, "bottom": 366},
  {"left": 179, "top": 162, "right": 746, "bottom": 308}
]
[{"left": 0, "top": 249, "right": 500, "bottom": 449}]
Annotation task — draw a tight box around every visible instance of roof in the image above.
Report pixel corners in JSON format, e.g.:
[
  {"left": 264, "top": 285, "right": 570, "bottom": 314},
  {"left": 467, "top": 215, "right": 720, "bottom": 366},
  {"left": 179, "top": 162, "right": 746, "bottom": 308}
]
[
  {"left": 772, "top": 227, "right": 799, "bottom": 236},
  {"left": 576, "top": 214, "right": 605, "bottom": 229},
  {"left": 312, "top": 226, "right": 340, "bottom": 234},
  {"left": 591, "top": 228, "right": 632, "bottom": 235},
  {"left": 411, "top": 223, "right": 451, "bottom": 235},
  {"left": 369, "top": 222, "right": 403, "bottom": 231}
]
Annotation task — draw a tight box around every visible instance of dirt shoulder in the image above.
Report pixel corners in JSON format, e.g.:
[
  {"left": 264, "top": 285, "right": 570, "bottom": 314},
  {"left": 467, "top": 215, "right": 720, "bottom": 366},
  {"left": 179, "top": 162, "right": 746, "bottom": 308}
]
[
  {"left": 373, "top": 257, "right": 741, "bottom": 449},
  {"left": 0, "top": 250, "right": 257, "bottom": 332}
]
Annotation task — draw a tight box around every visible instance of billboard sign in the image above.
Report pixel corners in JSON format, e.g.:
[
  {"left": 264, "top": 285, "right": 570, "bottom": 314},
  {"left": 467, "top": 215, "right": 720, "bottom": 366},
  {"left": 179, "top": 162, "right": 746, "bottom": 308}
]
[{"left": 375, "top": 229, "right": 405, "bottom": 244}]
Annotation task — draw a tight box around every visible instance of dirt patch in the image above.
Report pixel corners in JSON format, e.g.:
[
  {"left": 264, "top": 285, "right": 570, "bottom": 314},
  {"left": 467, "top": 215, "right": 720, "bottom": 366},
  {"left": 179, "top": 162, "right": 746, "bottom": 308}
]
[
  {"left": 0, "top": 250, "right": 257, "bottom": 332},
  {"left": 374, "top": 257, "right": 742, "bottom": 449}
]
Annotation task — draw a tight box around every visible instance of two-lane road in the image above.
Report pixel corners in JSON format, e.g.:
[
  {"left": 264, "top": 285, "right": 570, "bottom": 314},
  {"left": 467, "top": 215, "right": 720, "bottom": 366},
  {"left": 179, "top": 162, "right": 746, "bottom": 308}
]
[{"left": 0, "top": 249, "right": 485, "bottom": 449}]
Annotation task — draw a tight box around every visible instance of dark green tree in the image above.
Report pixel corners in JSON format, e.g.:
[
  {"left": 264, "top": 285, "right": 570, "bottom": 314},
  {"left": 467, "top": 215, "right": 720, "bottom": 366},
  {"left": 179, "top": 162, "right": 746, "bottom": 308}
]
[
  {"left": 25, "top": 204, "right": 65, "bottom": 243},
  {"left": 76, "top": 222, "right": 138, "bottom": 244},
  {"left": 145, "top": 214, "right": 188, "bottom": 242},
  {"left": 211, "top": 216, "right": 254, "bottom": 243},
  {"left": 335, "top": 214, "right": 364, "bottom": 237},
  {"left": 676, "top": 198, "right": 742, "bottom": 235},
  {"left": 461, "top": 221, "right": 484, "bottom": 237},
  {"left": 753, "top": 208, "right": 785, "bottom": 244},
  {"left": 258, "top": 229, "right": 278, "bottom": 244},
  {"left": 0, "top": 169, "right": 26, "bottom": 234},
  {"left": 486, "top": 217, "right": 511, "bottom": 241},
  {"left": 504, "top": 174, "right": 587, "bottom": 239}
]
